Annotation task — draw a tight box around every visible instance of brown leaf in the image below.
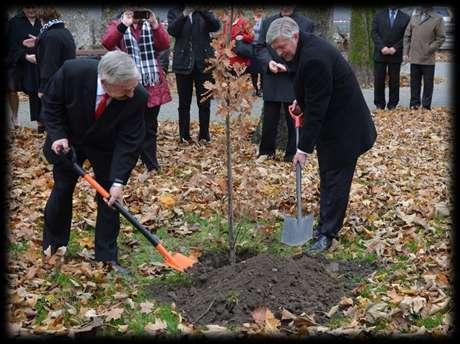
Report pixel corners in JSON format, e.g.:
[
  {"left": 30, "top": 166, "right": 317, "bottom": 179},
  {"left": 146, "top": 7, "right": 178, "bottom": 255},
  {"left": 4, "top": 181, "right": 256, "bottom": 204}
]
[
  {"left": 144, "top": 318, "right": 167, "bottom": 334},
  {"left": 105, "top": 307, "right": 124, "bottom": 322}
]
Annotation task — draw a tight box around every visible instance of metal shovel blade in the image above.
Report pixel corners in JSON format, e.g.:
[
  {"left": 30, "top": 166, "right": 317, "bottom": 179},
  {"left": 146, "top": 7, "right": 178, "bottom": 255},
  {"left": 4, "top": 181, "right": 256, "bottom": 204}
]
[{"left": 281, "top": 214, "right": 314, "bottom": 246}]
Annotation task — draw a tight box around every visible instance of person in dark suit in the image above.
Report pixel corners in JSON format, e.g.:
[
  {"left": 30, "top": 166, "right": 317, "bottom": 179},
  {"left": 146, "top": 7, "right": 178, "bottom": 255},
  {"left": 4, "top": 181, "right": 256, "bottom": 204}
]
[
  {"left": 6, "top": 6, "right": 42, "bottom": 128},
  {"left": 167, "top": 6, "right": 220, "bottom": 143},
  {"left": 266, "top": 17, "right": 377, "bottom": 253},
  {"left": 371, "top": 7, "right": 410, "bottom": 110},
  {"left": 255, "top": 6, "right": 314, "bottom": 162},
  {"left": 22, "top": 7, "right": 76, "bottom": 133},
  {"left": 41, "top": 51, "right": 148, "bottom": 274}
]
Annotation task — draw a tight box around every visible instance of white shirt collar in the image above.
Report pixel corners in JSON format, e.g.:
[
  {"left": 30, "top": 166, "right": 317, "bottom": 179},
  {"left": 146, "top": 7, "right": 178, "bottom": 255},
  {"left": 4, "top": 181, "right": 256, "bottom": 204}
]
[{"left": 97, "top": 77, "right": 105, "bottom": 96}]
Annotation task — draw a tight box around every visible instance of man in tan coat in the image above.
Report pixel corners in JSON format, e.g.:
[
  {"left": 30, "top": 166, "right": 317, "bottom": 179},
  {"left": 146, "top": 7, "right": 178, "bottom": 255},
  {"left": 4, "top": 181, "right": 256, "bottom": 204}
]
[{"left": 403, "top": 7, "right": 445, "bottom": 110}]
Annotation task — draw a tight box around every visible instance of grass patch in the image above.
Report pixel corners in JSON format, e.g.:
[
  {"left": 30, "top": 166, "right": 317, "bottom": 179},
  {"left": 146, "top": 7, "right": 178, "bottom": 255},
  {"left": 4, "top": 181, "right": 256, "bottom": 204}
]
[{"left": 327, "top": 314, "right": 351, "bottom": 329}]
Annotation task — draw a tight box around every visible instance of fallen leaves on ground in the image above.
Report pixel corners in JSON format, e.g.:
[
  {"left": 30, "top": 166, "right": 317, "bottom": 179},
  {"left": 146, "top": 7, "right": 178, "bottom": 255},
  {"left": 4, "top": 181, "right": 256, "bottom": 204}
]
[{"left": 6, "top": 105, "right": 453, "bottom": 336}]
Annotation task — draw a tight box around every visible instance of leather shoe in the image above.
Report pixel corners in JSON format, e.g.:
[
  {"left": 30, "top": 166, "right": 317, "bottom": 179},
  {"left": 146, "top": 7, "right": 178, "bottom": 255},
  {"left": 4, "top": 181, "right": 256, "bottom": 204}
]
[
  {"left": 104, "top": 261, "right": 130, "bottom": 275},
  {"left": 308, "top": 235, "right": 332, "bottom": 254},
  {"left": 283, "top": 154, "right": 294, "bottom": 162}
]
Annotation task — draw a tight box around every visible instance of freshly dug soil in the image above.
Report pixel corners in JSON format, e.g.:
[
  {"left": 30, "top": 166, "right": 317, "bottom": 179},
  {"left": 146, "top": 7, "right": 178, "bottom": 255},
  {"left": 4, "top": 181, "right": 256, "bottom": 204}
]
[{"left": 149, "top": 250, "right": 374, "bottom": 326}]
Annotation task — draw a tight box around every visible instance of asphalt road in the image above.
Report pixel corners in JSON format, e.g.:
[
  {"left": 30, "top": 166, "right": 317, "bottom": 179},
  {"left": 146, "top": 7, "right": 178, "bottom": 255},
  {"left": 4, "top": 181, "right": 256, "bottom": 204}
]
[{"left": 11, "top": 62, "right": 453, "bottom": 129}]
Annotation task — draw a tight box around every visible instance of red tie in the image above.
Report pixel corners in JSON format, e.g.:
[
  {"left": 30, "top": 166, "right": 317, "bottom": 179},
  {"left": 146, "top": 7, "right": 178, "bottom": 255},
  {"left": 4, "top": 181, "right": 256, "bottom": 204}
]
[{"left": 94, "top": 93, "right": 110, "bottom": 120}]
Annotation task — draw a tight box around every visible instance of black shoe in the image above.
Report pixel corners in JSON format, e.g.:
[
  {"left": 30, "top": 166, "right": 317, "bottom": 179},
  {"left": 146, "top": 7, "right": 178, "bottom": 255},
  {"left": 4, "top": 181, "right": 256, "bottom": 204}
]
[
  {"left": 387, "top": 106, "right": 396, "bottom": 110},
  {"left": 410, "top": 105, "right": 419, "bottom": 110},
  {"left": 422, "top": 106, "right": 431, "bottom": 111},
  {"left": 258, "top": 152, "right": 276, "bottom": 160},
  {"left": 283, "top": 154, "right": 294, "bottom": 162},
  {"left": 150, "top": 158, "right": 161, "bottom": 171},
  {"left": 104, "top": 261, "right": 130, "bottom": 275},
  {"left": 308, "top": 235, "right": 332, "bottom": 254},
  {"left": 37, "top": 125, "right": 46, "bottom": 133},
  {"left": 198, "top": 133, "right": 210, "bottom": 142},
  {"left": 376, "top": 106, "right": 385, "bottom": 110},
  {"left": 179, "top": 137, "right": 194, "bottom": 145}
]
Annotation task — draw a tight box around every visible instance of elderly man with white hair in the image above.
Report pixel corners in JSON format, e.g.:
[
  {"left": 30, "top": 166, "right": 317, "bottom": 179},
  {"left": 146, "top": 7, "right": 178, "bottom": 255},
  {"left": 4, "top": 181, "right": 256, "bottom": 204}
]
[
  {"left": 266, "top": 17, "right": 377, "bottom": 253},
  {"left": 41, "top": 50, "right": 148, "bottom": 274}
]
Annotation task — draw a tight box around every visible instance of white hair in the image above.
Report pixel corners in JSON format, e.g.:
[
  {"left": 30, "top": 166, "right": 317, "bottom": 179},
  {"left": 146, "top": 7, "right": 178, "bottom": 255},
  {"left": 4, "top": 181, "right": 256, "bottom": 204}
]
[
  {"left": 97, "top": 50, "right": 140, "bottom": 84},
  {"left": 266, "top": 16, "right": 299, "bottom": 45}
]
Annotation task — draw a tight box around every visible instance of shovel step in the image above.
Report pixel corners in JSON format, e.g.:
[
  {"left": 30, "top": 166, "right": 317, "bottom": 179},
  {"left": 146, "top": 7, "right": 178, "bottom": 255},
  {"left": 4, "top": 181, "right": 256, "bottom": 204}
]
[{"left": 281, "top": 214, "right": 314, "bottom": 246}]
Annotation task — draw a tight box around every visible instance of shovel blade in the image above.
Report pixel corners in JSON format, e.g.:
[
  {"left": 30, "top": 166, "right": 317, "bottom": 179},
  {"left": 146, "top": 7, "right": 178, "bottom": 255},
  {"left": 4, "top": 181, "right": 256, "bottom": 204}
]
[
  {"left": 164, "top": 253, "right": 197, "bottom": 272},
  {"left": 281, "top": 214, "right": 314, "bottom": 246}
]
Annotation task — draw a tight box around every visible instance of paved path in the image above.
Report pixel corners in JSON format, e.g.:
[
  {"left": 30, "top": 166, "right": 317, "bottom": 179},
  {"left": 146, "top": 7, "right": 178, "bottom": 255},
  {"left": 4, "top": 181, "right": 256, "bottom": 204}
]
[{"left": 12, "top": 62, "right": 453, "bottom": 129}]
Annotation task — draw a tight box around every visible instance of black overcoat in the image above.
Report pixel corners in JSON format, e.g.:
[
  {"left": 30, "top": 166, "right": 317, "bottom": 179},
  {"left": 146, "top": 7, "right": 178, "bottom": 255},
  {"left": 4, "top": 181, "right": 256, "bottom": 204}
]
[
  {"left": 293, "top": 32, "right": 377, "bottom": 171},
  {"left": 41, "top": 59, "right": 148, "bottom": 184}
]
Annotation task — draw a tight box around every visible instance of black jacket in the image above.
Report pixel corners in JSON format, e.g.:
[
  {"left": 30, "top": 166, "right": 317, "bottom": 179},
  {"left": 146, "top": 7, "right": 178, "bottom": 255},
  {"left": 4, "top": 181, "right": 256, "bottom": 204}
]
[
  {"left": 41, "top": 59, "right": 148, "bottom": 184},
  {"left": 293, "top": 32, "right": 377, "bottom": 171},
  {"left": 36, "top": 22, "right": 76, "bottom": 93},
  {"left": 371, "top": 9, "right": 410, "bottom": 63},
  {"left": 255, "top": 12, "right": 314, "bottom": 103},
  {"left": 6, "top": 11, "right": 41, "bottom": 94},
  {"left": 167, "top": 7, "right": 220, "bottom": 74}
]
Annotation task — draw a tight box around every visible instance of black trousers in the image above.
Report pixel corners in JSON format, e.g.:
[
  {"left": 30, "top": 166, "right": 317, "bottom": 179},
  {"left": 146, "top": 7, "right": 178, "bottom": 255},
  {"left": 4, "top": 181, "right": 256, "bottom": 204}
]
[
  {"left": 43, "top": 147, "right": 120, "bottom": 261},
  {"left": 175, "top": 68, "right": 212, "bottom": 141},
  {"left": 373, "top": 62, "right": 401, "bottom": 109},
  {"left": 317, "top": 159, "right": 357, "bottom": 239},
  {"left": 139, "top": 105, "right": 160, "bottom": 170},
  {"left": 410, "top": 64, "right": 435, "bottom": 109},
  {"left": 259, "top": 101, "right": 296, "bottom": 158},
  {"left": 28, "top": 92, "right": 42, "bottom": 122}
]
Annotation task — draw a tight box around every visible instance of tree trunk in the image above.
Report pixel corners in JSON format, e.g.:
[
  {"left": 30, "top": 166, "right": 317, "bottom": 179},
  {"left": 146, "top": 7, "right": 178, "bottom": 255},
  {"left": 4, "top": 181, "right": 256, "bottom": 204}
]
[{"left": 348, "top": 7, "right": 376, "bottom": 87}]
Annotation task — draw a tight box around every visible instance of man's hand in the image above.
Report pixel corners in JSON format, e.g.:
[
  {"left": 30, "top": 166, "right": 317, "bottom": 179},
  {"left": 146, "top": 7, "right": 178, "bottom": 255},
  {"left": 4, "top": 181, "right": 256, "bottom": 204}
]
[
  {"left": 268, "top": 60, "right": 287, "bottom": 74},
  {"left": 388, "top": 47, "right": 396, "bottom": 55},
  {"left": 147, "top": 10, "right": 159, "bottom": 29},
  {"left": 293, "top": 152, "right": 307, "bottom": 167},
  {"left": 38, "top": 92, "right": 44, "bottom": 98},
  {"left": 121, "top": 10, "right": 134, "bottom": 27},
  {"left": 51, "top": 138, "right": 69, "bottom": 155},
  {"left": 381, "top": 46, "right": 390, "bottom": 55},
  {"left": 25, "top": 54, "right": 36, "bottom": 64},
  {"left": 107, "top": 184, "right": 123, "bottom": 207},
  {"left": 403, "top": 54, "right": 409, "bottom": 64},
  {"left": 23, "top": 34, "right": 36, "bottom": 48},
  {"left": 289, "top": 99, "right": 302, "bottom": 116}
]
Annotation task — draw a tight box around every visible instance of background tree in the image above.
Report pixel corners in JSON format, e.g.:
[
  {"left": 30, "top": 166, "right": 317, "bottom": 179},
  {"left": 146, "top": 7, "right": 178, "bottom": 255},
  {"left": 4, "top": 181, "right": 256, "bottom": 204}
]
[{"left": 348, "top": 7, "right": 377, "bottom": 86}]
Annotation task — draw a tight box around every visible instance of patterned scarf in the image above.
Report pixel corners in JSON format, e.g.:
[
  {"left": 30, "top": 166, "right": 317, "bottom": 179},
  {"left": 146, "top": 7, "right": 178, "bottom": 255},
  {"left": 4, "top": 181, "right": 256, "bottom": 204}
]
[
  {"left": 123, "top": 21, "right": 159, "bottom": 86},
  {"left": 39, "top": 19, "right": 64, "bottom": 35}
]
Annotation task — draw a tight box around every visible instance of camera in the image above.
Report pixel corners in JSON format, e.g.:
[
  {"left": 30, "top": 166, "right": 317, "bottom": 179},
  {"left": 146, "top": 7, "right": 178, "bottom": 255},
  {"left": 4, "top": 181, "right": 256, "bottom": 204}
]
[{"left": 133, "top": 10, "right": 150, "bottom": 20}]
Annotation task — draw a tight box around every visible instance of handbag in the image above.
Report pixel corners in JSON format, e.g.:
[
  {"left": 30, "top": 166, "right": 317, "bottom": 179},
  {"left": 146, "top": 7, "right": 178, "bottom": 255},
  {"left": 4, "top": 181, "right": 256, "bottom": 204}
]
[{"left": 234, "top": 39, "right": 254, "bottom": 59}]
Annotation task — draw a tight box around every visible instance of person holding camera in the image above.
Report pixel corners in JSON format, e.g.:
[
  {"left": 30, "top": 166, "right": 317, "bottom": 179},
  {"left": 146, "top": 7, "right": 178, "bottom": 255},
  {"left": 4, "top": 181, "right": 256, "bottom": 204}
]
[
  {"left": 167, "top": 6, "right": 220, "bottom": 143},
  {"left": 101, "top": 7, "right": 172, "bottom": 173}
]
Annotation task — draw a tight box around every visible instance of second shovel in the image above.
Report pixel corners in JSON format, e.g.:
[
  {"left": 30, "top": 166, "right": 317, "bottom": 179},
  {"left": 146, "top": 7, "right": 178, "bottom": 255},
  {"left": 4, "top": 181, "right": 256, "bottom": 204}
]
[{"left": 281, "top": 107, "right": 314, "bottom": 246}]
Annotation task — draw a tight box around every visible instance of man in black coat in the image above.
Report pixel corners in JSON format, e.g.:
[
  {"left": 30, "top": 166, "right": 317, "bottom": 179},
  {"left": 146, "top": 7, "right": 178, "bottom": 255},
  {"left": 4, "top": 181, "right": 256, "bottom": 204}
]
[
  {"left": 255, "top": 7, "right": 314, "bottom": 162},
  {"left": 266, "top": 17, "right": 377, "bottom": 253},
  {"left": 41, "top": 51, "right": 148, "bottom": 274},
  {"left": 167, "top": 6, "right": 220, "bottom": 143},
  {"left": 371, "top": 7, "right": 410, "bottom": 110}
]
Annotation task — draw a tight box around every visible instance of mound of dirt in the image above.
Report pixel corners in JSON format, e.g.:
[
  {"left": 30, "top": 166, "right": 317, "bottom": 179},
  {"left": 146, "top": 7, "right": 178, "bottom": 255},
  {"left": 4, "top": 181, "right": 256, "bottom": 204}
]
[{"left": 149, "top": 251, "right": 374, "bottom": 326}]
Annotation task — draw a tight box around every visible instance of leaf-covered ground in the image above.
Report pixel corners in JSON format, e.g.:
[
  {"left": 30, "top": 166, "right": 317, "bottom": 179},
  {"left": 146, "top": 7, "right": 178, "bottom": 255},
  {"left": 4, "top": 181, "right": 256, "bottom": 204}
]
[{"left": 7, "top": 106, "right": 453, "bottom": 337}]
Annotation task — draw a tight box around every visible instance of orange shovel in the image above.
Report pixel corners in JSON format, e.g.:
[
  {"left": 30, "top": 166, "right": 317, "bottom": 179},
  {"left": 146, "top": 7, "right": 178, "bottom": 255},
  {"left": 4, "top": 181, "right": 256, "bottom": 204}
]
[{"left": 61, "top": 147, "right": 196, "bottom": 272}]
